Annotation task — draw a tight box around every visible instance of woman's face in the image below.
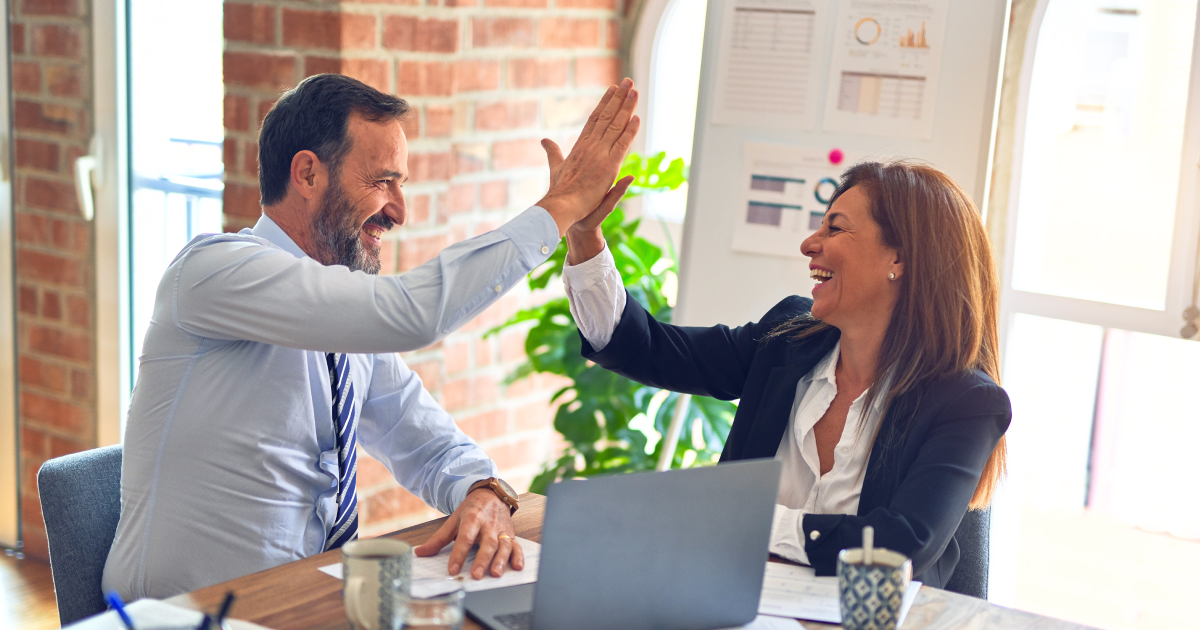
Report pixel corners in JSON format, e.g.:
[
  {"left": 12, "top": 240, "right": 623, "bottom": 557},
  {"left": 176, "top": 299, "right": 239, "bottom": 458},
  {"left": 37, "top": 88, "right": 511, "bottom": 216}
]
[{"left": 800, "top": 185, "right": 903, "bottom": 331}]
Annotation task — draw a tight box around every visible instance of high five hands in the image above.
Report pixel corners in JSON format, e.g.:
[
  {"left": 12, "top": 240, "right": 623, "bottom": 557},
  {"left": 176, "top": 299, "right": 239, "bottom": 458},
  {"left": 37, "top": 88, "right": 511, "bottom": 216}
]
[{"left": 537, "top": 78, "right": 640, "bottom": 239}]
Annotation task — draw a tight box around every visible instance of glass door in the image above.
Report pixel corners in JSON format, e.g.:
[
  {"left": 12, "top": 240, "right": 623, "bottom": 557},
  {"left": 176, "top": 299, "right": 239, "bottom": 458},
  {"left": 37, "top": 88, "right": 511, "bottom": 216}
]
[{"left": 993, "top": 0, "right": 1200, "bottom": 624}]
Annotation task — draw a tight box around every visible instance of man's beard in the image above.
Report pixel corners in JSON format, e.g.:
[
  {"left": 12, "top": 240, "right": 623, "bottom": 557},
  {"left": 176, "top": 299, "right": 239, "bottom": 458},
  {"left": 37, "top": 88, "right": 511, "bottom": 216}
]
[{"left": 310, "top": 177, "right": 394, "bottom": 274}]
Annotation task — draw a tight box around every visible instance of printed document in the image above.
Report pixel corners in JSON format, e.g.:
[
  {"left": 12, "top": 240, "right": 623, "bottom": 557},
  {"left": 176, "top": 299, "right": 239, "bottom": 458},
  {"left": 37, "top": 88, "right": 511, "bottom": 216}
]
[{"left": 758, "top": 562, "right": 922, "bottom": 624}]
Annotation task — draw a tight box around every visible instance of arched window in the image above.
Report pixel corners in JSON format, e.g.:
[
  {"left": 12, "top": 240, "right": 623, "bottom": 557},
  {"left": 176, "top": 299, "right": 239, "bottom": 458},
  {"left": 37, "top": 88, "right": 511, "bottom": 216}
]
[{"left": 634, "top": 0, "right": 708, "bottom": 223}]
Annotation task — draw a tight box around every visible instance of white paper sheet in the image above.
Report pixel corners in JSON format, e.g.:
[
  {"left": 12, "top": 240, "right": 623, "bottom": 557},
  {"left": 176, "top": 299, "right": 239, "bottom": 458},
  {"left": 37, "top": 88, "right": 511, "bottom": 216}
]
[
  {"left": 711, "top": 0, "right": 829, "bottom": 130},
  {"left": 66, "top": 598, "right": 273, "bottom": 630},
  {"left": 821, "top": 0, "right": 949, "bottom": 139},
  {"left": 758, "top": 562, "right": 921, "bottom": 625},
  {"left": 731, "top": 142, "right": 857, "bottom": 259},
  {"left": 318, "top": 537, "right": 541, "bottom": 598},
  {"left": 717, "top": 614, "right": 805, "bottom": 630}
]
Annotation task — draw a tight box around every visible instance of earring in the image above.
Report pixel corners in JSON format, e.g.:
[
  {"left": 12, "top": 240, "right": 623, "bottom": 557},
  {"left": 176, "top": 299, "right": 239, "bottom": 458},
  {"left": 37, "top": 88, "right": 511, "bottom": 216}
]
[
  {"left": 888, "top": 273, "right": 896, "bottom": 280},
  {"left": 306, "top": 175, "right": 315, "bottom": 186}
]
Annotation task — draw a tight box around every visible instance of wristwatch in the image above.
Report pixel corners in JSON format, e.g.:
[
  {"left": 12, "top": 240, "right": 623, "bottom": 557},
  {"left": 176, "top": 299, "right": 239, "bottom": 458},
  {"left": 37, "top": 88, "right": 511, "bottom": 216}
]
[{"left": 469, "top": 477, "right": 519, "bottom": 515}]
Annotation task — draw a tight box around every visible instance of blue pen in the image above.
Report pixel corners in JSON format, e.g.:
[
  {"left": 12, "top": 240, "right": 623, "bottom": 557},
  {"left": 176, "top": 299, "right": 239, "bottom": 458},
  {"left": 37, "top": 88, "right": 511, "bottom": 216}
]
[{"left": 105, "top": 591, "right": 135, "bottom": 630}]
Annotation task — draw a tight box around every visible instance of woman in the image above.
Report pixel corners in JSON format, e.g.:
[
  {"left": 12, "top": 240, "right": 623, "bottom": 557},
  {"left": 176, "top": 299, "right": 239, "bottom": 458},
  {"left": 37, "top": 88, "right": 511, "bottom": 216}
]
[{"left": 560, "top": 160, "right": 1010, "bottom": 589}]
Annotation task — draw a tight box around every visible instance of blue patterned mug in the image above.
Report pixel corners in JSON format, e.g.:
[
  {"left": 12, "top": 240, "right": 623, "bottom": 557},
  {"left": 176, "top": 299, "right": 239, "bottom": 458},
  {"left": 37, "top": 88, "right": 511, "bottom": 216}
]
[
  {"left": 836, "top": 547, "right": 912, "bottom": 630},
  {"left": 343, "top": 538, "right": 413, "bottom": 630}
]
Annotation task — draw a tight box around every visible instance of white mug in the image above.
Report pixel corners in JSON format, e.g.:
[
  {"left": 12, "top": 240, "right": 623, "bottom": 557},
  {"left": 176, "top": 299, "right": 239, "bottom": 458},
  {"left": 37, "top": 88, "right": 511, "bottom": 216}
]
[{"left": 342, "top": 538, "right": 412, "bottom": 630}]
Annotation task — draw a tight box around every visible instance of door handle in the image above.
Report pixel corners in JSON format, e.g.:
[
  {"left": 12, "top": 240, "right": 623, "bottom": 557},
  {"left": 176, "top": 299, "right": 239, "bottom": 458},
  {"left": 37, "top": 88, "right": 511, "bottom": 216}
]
[{"left": 74, "top": 134, "right": 102, "bottom": 221}]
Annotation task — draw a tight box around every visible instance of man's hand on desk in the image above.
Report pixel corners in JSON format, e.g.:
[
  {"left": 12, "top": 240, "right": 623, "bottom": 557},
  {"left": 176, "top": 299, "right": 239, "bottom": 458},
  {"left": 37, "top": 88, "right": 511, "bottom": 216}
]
[{"left": 413, "top": 488, "right": 525, "bottom": 579}]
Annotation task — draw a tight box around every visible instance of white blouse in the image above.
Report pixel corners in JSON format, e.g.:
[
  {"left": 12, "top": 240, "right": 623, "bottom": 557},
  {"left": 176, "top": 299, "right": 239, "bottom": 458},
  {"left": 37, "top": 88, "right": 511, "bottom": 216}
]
[{"left": 562, "top": 245, "right": 884, "bottom": 566}]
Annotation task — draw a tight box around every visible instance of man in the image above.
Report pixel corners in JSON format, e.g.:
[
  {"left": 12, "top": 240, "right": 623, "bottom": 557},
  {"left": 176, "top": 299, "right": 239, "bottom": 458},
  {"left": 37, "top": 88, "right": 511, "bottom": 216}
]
[{"left": 102, "top": 74, "right": 639, "bottom": 600}]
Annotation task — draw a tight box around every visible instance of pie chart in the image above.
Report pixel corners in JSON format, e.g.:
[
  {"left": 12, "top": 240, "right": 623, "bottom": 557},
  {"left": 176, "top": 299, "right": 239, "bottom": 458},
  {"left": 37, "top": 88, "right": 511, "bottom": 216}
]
[{"left": 855, "top": 17, "right": 882, "bottom": 45}]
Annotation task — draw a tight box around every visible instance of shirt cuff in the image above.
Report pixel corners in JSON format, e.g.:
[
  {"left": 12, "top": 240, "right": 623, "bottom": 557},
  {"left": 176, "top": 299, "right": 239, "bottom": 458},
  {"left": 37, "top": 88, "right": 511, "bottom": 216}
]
[
  {"left": 448, "top": 475, "right": 492, "bottom": 513},
  {"left": 769, "top": 504, "right": 811, "bottom": 566},
  {"left": 562, "top": 241, "right": 617, "bottom": 293},
  {"left": 497, "top": 206, "right": 562, "bottom": 268},
  {"left": 563, "top": 243, "right": 625, "bottom": 351}
]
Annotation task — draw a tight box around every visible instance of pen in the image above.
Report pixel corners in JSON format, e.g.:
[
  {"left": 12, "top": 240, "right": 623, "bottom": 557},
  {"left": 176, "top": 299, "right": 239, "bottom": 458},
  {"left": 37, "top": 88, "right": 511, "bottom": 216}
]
[
  {"left": 105, "top": 591, "right": 135, "bottom": 630},
  {"left": 214, "top": 592, "right": 235, "bottom": 630}
]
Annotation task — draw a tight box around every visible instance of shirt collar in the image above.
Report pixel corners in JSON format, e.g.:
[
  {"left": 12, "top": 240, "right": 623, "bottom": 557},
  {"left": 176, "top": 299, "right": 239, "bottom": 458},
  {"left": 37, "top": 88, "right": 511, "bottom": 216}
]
[
  {"left": 803, "top": 340, "right": 841, "bottom": 385},
  {"left": 249, "top": 214, "right": 309, "bottom": 259}
]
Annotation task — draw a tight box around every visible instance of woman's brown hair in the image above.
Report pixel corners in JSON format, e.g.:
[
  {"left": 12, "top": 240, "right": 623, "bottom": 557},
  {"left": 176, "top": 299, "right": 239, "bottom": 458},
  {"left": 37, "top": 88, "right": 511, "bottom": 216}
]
[{"left": 773, "top": 159, "right": 1006, "bottom": 509}]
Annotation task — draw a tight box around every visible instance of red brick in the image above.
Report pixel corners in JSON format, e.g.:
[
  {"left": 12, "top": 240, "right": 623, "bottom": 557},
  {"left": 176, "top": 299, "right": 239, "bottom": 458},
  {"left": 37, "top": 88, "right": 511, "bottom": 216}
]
[
  {"left": 493, "top": 138, "right": 545, "bottom": 171},
  {"left": 20, "top": 426, "right": 47, "bottom": 458},
  {"left": 20, "top": 356, "right": 66, "bottom": 393},
  {"left": 224, "top": 51, "right": 296, "bottom": 90},
  {"left": 21, "top": 0, "right": 79, "bottom": 15},
  {"left": 304, "top": 56, "right": 391, "bottom": 93},
  {"left": 475, "top": 338, "right": 494, "bottom": 367},
  {"left": 283, "top": 9, "right": 376, "bottom": 50},
  {"left": 28, "top": 324, "right": 89, "bottom": 362},
  {"left": 45, "top": 64, "right": 80, "bottom": 97},
  {"left": 31, "top": 24, "right": 82, "bottom": 58},
  {"left": 480, "top": 181, "right": 508, "bottom": 209},
  {"left": 441, "top": 374, "right": 498, "bottom": 412},
  {"left": 444, "top": 0, "right": 477, "bottom": 6},
  {"left": 407, "top": 152, "right": 452, "bottom": 183},
  {"left": 498, "top": 329, "right": 526, "bottom": 364},
  {"left": 451, "top": 60, "right": 500, "bottom": 93},
  {"left": 471, "top": 219, "right": 501, "bottom": 237},
  {"left": 383, "top": 16, "right": 459, "bottom": 53},
  {"left": 486, "top": 437, "right": 542, "bottom": 470},
  {"left": 50, "top": 435, "right": 86, "bottom": 459},
  {"left": 17, "top": 250, "right": 82, "bottom": 287},
  {"left": 575, "top": 56, "right": 620, "bottom": 87},
  {"left": 42, "top": 291, "right": 61, "bottom": 319},
  {"left": 15, "top": 213, "right": 50, "bottom": 245},
  {"left": 475, "top": 100, "right": 538, "bottom": 131},
  {"left": 378, "top": 239, "right": 398, "bottom": 275},
  {"left": 397, "top": 61, "right": 452, "bottom": 97},
  {"left": 223, "top": 139, "right": 238, "bottom": 176},
  {"left": 444, "top": 341, "right": 470, "bottom": 373},
  {"left": 18, "top": 285, "right": 37, "bottom": 314},
  {"left": 399, "top": 233, "right": 450, "bottom": 271},
  {"left": 14, "top": 100, "right": 73, "bottom": 134},
  {"left": 24, "top": 176, "right": 78, "bottom": 214},
  {"left": 539, "top": 18, "right": 600, "bottom": 48},
  {"left": 514, "top": 401, "right": 554, "bottom": 432},
  {"left": 427, "top": 105, "right": 453, "bottom": 137},
  {"left": 362, "top": 485, "right": 432, "bottom": 524},
  {"left": 70, "top": 368, "right": 88, "bottom": 399},
  {"left": 605, "top": 19, "right": 620, "bottom": 49},
  {"left": 472, "top": 18, "right": 534, "bottom": 48},
  {"left": 12, "top": 23, "right": 24, "bottom": 54},
  {"left": 449, "top": 183, "right": 475, "bottom": 214},
  {"left": 453, "top": 143, "right": 487, "bottom": 175},
  {"left": 357, "top": 452, "right": 394, "bottom": 488},
  {"left": 458, "top": 409, "right": 508, "bottom": 442},
  {"left": 257, "top": 99, "right": 276, "bottom": 127},
  {"left": 405, "top": 193, "right": 431, "bottom": 225},
  {"left": 507, "top": 58, "right": 568, "bottom": 89},
  {"left": 243, "top": 143, "right": 258, "bottom": 178},
  {"left": 224, "top": 94, "right": 251, "bottom": 131},
  {"left": 66, "top": 295, "right": 88, "bottom": 327},
  {"left": 13, "top": 61, "right": 40, "bottom": 94},
  {"left": 223, "top": 183, "right": 262, "bottom": 220},
  {"left": 224, "top": 3, "right": 276, "bottom": 44},
  {"left": 405, "top": 359, "right": 441, "bottom": 391},
  {"left": 485, "top": 0, "right": 546, "bottom": 7},
  {"left": 21, "top": 391, "right": 85, "bottom": 430}
]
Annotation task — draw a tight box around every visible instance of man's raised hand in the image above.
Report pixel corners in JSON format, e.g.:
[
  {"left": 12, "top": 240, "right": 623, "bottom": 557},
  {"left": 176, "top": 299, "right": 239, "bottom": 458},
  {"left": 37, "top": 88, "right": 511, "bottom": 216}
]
[{"left": 536, "top": 78, "right": 640, "bottom": 236}]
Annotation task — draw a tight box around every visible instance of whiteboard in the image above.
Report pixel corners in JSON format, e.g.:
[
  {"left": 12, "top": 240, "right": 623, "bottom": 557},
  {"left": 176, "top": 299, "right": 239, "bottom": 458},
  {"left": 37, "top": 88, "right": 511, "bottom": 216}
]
[{"left": 675, "top": 0, "right": 1010, "bottom": 328}]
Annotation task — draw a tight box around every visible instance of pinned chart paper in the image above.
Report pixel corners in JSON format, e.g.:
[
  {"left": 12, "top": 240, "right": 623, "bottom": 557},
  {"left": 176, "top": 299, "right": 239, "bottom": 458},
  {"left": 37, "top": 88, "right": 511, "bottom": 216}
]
[
  {"left": 732, "top": 142, "right": 854, "bottom": 259},
  {"left": 758, "top": 562, "right": 921, "bottom": 624},
  {"left": 711, "top": 0, "right": 829, "bottom": 130},
  {"left": 318, "top": 537, "right": 541, "bottom": 598},
  {"left": 822, "top": 0, "right": 949, "bottom": 139}
]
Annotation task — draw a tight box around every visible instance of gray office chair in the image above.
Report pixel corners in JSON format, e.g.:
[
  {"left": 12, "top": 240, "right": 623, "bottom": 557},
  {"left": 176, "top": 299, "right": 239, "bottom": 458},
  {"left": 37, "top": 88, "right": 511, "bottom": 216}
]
[
  {"left": 943, "top": 507, "right": 990, "bottom": 599},
  {"left": 37, "top": 444, "right": 123, "bottom": 626}
]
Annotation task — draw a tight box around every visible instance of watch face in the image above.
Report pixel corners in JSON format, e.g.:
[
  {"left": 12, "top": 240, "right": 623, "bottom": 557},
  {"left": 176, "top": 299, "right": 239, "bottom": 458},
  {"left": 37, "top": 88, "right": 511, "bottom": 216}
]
[{"left": 496, "top": 477, "right": 516, "bottom": 499}]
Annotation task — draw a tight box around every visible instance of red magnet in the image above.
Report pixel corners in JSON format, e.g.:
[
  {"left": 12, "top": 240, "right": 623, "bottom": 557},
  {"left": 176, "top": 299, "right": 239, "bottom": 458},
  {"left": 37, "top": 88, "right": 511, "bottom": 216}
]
[{"left": 828, "top": 149, "right": 844, "bottom": 165}]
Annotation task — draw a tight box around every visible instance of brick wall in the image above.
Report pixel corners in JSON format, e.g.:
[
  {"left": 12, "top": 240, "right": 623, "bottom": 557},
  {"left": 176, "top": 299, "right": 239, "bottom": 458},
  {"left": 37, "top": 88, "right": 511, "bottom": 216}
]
[
  {"left": 11, "top": 0, "right": 95, "bottom": 561},
  {"left": 223, "top": 0, "right": 622, "bottom": 534}
]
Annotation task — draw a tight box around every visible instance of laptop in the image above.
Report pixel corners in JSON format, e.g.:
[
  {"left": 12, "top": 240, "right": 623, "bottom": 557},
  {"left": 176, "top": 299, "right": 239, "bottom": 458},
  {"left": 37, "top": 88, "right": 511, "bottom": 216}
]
[{"left": 465, "top": 458, "right": 782, "bottom": 630}]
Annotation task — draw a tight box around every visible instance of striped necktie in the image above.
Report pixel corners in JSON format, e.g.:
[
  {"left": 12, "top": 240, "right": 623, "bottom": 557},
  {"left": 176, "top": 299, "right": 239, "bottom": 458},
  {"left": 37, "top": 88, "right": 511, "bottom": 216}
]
[{"left": 324, "top": 352, "right": 359, "bottom": 550}]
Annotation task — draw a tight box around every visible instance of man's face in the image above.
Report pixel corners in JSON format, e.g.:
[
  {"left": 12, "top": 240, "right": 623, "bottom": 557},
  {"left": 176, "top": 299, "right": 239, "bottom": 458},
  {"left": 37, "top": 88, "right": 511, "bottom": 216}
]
[{"left": 310, "top": 114, "right": 409, "bottom": 274}]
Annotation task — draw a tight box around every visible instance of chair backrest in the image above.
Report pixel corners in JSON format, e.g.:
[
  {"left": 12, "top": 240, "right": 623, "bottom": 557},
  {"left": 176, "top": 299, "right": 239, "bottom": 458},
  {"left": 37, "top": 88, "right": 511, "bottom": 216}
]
[
  {"left": 943, "top": 507, "right": 990, "bottom": 599},
  {"left": 37, "top": 444, "right": 123, "bottom": 626}
]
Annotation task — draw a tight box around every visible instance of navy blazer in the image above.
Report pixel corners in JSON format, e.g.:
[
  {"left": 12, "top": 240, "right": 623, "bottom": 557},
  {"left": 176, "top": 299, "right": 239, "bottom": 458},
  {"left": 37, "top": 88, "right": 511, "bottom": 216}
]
[{"left": 581, "top": 293, "right": 1011, "bottom": 588}]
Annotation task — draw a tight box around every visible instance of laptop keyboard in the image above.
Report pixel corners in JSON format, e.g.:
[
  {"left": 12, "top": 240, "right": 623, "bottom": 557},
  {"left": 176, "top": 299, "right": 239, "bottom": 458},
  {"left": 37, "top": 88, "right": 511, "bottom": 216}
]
[{"left": 494, "top": 611, "right": 534, "bottom": 630}]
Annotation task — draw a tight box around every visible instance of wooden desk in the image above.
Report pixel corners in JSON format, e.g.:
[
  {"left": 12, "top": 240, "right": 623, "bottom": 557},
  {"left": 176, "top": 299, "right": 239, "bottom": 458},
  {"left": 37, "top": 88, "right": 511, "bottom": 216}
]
[{"left": 167, "top": 493, "right": 1090, "bottom": 630}]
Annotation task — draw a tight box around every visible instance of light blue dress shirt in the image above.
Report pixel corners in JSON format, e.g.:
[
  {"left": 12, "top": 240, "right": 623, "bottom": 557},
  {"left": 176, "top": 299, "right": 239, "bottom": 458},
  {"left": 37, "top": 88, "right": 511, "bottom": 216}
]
[{"left": 102, "top": 207, "right": 560, "bottom": 600}]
